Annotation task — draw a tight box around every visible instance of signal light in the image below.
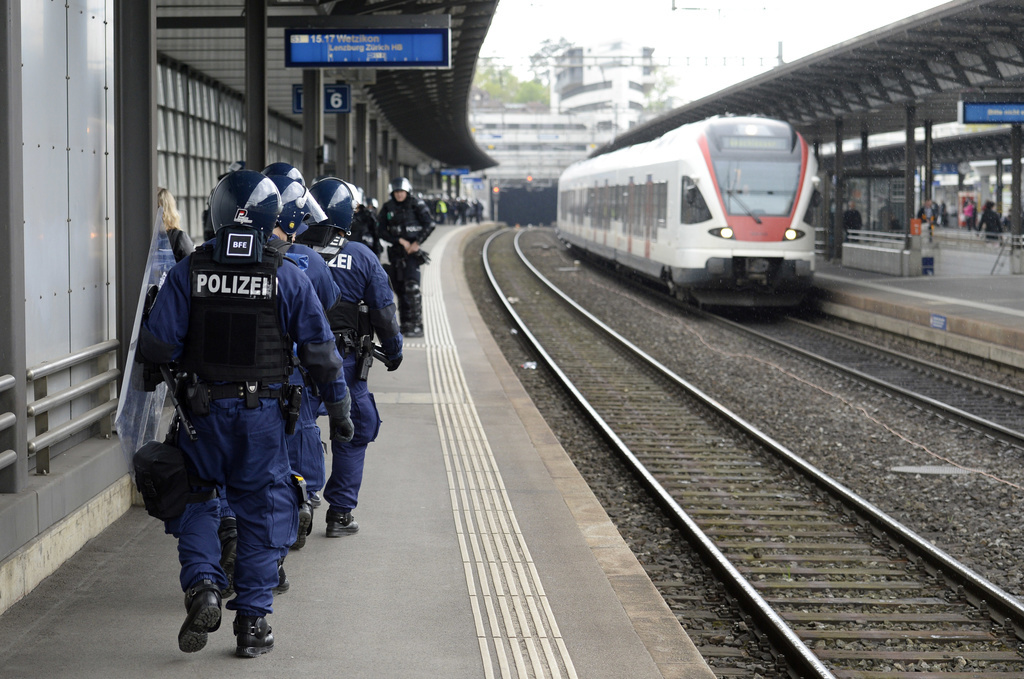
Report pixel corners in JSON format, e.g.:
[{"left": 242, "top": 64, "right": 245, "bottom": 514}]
[{"left": 526, "top": 175, "right": 533, "bottom": 182}]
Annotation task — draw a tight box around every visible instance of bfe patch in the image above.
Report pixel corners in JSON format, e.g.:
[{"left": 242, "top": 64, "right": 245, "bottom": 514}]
[{"left": 226, "top": 232, "right": 254, "bottom": 258}]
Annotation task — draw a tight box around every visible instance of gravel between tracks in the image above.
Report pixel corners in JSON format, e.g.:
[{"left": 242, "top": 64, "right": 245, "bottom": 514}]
[{"left": 466, "top": 226, "right": 1024, "bottom": 609}]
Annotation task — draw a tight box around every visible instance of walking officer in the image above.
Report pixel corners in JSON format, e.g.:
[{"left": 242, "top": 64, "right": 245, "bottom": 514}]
[
  {"left": 264, "top": 172, "right": 337, "bottom": 548},
  {"left": 138, "top": 170, "right": 354, "bottom": 658},
  {"left": 298, "top": 177, "right": 403, "bottom": 537},
  {"left": 377, "top": 177, "right": 434, "bottom": 337}
]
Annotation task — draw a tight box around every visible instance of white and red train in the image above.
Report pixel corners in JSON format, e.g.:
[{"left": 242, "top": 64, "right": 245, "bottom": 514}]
[{"left": 556, "top": 115, "right": 819, "bottom": 307}]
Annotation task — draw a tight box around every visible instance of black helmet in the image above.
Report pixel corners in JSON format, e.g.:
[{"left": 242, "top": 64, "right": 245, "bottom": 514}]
[
  {"left": 209, "top": 170, "right": 282, "bottom": 238},
  {"left": 308, "top": 177, "right": 355, "bottom": 234},
  {"left": 267, "top": 175, "right": 326, "bottom": 237},
  {"left": 262, "top": 162, "right": 305, "bottom": 186},
  {"left": 388, "top": 177, "right": 413, "bottom": 195}
]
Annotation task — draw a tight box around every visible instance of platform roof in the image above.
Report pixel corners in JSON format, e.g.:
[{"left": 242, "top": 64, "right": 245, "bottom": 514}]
[
  {"left": 156, "top": 0, "right": 497, "bottom": 171},
  {"left": 593, "top": 0, "right": 1024, "bottom": 157}
]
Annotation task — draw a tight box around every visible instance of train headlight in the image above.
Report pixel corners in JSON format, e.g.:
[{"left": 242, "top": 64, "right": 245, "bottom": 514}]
[
  {"left": 711, "top": 227, "right": 734, "bottom": 239},
  {"left": 784, "top": 229, "right": 804, "bottom": 240}
]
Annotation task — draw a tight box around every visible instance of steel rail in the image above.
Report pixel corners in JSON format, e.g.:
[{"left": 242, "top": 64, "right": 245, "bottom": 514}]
[
  {"left": 709, "top": 313, "right": 1024, "bottom": 449},
  {"left": 482, "top": 229, "right": 836, "bottom": 679},
  {"left": 496, "top": 227, "right": 1024, "bottom": 649}
]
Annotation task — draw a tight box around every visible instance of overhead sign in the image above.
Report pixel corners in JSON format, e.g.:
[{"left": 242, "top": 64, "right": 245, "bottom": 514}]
[
  {"left": 285, "top": 28, "right": 451, "bottom": 68},
  {"left": 440, "top": 168, "right": 470, "bottom": 176},
  {"left": 292, "top": 84, "right": 352, "bottom": 114},
  {"left": 959, "top": 101, "right": 1024, "bottom": 124}
]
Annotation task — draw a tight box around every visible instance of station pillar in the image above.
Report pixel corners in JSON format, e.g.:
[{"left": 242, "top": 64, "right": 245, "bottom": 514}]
[
  {"left": 904, "top": 105, "right": 917, "bottom": 243},
  {"left": 244, "top": 0, "right": 267, "bottom": 171}
]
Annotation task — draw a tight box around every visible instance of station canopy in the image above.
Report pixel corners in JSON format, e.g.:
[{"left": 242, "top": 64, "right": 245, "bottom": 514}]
[
  {"left": 594, "top": 0, "right": 1024, "bottom": 157},
  {"left": 157, "top": 0, "right": 498, "bottom": 171}
]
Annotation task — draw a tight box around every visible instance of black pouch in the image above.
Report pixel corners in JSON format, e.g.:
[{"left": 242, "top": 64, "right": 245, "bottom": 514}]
[
  {"left": 186, "top": 380, "right": 210, "bottom": 416},
  {"left": 133, "top": 441, "right": 215, "bottom": 521}
]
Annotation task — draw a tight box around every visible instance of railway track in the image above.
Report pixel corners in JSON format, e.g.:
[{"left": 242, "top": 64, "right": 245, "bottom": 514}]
[
  {"left": 709, "top": 315, "right": 1024, "bottom": 449},
  {"left": 482, "top": 227, "right": 1024, "bottom": 678}
]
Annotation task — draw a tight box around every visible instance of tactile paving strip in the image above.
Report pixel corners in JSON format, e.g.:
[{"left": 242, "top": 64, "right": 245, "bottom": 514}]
[{"left": 421, "top": 229, "right": 578, "bottom": 679}]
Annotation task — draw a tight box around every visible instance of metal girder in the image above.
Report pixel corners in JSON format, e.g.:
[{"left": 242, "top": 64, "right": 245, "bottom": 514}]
[
  {"left": 156, "top": 0, "right": 497, "bottom": 171},
  {"left": 593, "top": 0, "right": 1024, "bottom": 157}
]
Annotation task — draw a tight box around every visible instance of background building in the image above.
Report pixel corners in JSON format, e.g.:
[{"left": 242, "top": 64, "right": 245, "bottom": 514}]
[{"left": 469, "top": 41, "right": 657, "bottom": 226}]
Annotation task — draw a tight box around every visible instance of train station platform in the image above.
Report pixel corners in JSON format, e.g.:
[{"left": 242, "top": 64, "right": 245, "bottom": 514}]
[
  {"left": 0, "top": 224, "right": 715, "bottom": 679},
  {"left": 812, "top": 253, "right": 1024, "bottom": 368}
]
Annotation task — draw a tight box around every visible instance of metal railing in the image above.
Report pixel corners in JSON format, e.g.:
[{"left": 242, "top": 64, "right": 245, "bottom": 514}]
[
  {"left": 844, "top": 229, "right": 906, "bottom": 249},
  {"left": 25, "top": 340, "right": 120, "bottom": 475},
  {"left": 0, "top": 373, "right": 17, "bottom": 473}
]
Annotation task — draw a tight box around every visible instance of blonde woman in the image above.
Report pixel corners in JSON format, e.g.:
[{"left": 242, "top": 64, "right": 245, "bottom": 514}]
[{"left": 158, "top": 187, "right": 194, "bottom": 262}]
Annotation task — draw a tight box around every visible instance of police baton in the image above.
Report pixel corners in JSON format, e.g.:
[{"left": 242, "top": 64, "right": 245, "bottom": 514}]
[{"left": 159, "top": 364, "right": 198, "bottom": 442}]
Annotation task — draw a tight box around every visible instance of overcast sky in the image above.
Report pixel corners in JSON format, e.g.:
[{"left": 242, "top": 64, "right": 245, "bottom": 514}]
[{"left": 479, "top": 0, "right": 951, "bottom": 102}]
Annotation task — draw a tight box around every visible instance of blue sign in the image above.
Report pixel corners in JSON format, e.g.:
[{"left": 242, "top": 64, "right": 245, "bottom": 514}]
[
  {"left": 440, "top": 168, "right": 470, "bottom": 176},
  {"left": 285, "top": 29, "right": 450, "bottom": 68},
  {"left": 934, "top": 163, "right": 959, "bottom": 175},
  {"left": 292, "top": 84, "right": 352, "bottom": 114},
  {"left": 930, "top": 313, "right": 947, "bottom": 330},
  {"left": 960, "top": 101, "right": 1024, "bottom": 124}
]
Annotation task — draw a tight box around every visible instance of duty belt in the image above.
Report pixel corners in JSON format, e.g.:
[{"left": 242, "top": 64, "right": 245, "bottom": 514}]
[{"left": 206, "top": 382, "right": 283, "bottom": 406}]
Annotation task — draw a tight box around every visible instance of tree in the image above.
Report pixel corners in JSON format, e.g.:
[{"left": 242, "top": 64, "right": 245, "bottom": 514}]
[
  {"left": 645, "top": 68, "right": 679, "bottom": 113},
  {"left": 473, "top": 62, "right": 549, "bottom": 107}
]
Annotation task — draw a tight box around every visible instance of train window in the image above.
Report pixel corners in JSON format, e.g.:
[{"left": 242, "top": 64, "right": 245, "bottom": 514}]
[
  {"left": 654, "top": 182, "right": 668, "bottom": 237},
  {"left": 713, "top": 159, "right": 801, "bottom": 217},
  {"left": 681, "top": 176, "right": 712, "bottom": 224}
]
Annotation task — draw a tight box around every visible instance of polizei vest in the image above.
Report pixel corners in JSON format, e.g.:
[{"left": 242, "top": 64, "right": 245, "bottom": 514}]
[{"left": 178, "top": 247, "right": 291, "bottom": 384}]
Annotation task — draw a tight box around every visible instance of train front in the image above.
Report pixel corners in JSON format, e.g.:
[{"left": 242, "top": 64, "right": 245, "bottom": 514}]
[{"left": 680, "top": 117, "right": 817, "bottom": 307}]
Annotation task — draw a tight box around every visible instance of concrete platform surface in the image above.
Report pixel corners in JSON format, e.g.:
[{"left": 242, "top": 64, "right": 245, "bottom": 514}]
[{"left": 814, "top": 256, "right": 1024, "bottom": 367}]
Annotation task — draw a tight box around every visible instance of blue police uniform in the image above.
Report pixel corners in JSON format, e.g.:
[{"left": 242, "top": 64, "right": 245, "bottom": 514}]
[
  {"left": 320, "top": 240, "right": 403, "bottom": 521},
  {"left": 139, "top": 239, "right": 348, "bottom": 620},
  {"left": 272, "top": 236, "right": 340, "bottom": 500}
]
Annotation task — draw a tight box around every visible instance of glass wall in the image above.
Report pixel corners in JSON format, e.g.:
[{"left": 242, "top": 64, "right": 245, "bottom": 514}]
[{"left": 156, "top": 57, "right": 303, "bottom": 240}]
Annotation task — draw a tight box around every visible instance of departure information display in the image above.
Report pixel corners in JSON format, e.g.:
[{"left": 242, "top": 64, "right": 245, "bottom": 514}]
[
  {"left": 959, "top": 101, "right": 1024, "bottom": 124},
  {"left": 720, "top": 136, "right": 790, "bottom": 151},
  {"left": 285, "top": 29, "right": 450, "bottom": 68}
]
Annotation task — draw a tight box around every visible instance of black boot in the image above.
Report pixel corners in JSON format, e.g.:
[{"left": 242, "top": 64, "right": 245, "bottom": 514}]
[
  {"left": 403, "top": 281, "right": 423, "bottom": 337},
  {"left": 326, "top": 510, "right": 359, "bottom": 537},
  {"left": 272, "top": 557, "right": 290, "bottom": 595},
  {"left": 178, "top": 579, "right": 221, "bottom": 653},
  {"left": 290, "top": 501, "right": 313, "bottom": 550},
  {"left": 218, "top": 517, "right": 237, "bottom": 598},
  {"left": 233, "top": 614, "right": 274, "bottom": 658}
]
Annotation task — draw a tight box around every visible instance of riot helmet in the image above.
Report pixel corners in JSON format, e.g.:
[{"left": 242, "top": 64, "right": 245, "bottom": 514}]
[
  {"left": 267, "top": 175, "right": 327, "bottom": 237},
  {"left": 308, "top": 177, "right": 355, "bottom": 234},
  {"left": 388, "top": 177, "right": 413, "bottom": 196},
  {"left": 262, "top": 162, "right": 305, "bottom": 186},
  {"left": 209, "top": 170, "right": 283, "bottom": 239}
]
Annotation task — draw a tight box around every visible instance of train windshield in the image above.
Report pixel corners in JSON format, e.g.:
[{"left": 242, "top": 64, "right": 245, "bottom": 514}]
[
  {"left": 705, "top": 122, "right": 803, "bottom": 219},
  {"left": 712, "top": 158, "right": 802, "bottom": 218}
]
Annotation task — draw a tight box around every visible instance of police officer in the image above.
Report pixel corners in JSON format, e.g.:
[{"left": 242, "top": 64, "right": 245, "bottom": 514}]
[
  {"left": 377, "top": 177, "right": 434, "bottom": 337},
  {"left": 348, "top": 185, "right": 382, "bottom": 258},
  {"left": 139, "top": 170, "right": 354, "bottom": 658},
  {"left": 299, "top": 177, "right": 403, "bottom": 537},
  {"left": 264, "top": 172, "right": 337, "bottom": 549}
]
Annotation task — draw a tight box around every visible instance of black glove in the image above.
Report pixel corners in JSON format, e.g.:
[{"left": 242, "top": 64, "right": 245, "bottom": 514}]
[
  {"left": 386, "top": 354, "right": 403, "bottom": 372},
  {"left": 325, "top": 392, "right": 354, "bottom": 444}
]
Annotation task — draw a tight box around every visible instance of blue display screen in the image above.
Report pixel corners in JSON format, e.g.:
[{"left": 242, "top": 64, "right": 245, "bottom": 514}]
[
  {"left": 285, "top": 29, "right": 450, "bottom": 68},
  {"left": 960, "top": 102, "right": 1024, "bottom": 124}
]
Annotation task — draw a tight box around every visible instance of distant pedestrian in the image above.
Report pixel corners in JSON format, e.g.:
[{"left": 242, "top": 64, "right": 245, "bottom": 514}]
[
  {"left": 979, "top": 200, "right": 1002, "bottom": 241},
  {"left": 158, "top": 187, "right": 194, "bottom": 263}
]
